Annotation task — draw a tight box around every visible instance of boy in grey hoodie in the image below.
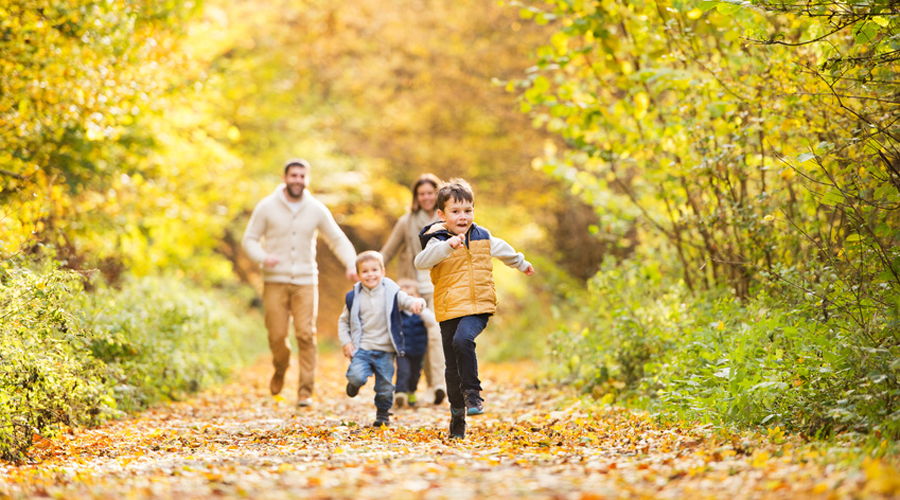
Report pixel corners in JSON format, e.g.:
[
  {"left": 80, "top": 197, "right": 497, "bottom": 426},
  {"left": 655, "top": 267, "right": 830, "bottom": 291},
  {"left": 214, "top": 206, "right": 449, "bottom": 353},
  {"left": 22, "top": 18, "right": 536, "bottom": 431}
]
[{"left": 338, "top": 251, "right": 425, "bottom": 427}]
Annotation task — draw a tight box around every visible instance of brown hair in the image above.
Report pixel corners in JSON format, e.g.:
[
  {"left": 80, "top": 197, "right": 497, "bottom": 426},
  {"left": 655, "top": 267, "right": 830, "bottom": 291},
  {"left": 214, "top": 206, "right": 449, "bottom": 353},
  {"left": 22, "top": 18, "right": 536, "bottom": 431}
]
[
  {"left": 436, "top": 178, "right": 474, "bottom": 212},
  {"left": 355, "top": 250, "right": 385, "bottom": 272},
  {"left": 410, "top": 173, "right": 442, "bottom": 212},
  {"left": 283, "top": 158, "right": 310, "bottom": 175},
  {"left": 397, "top": 278, "right": 419, "bottom": 295}
]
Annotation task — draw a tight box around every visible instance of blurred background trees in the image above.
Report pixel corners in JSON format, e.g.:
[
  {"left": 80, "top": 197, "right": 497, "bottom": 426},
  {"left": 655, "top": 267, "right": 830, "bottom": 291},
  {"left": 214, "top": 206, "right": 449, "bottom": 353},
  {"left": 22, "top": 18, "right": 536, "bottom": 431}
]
[{"left": 1, "top": 0, "right": 604, "bottom": 356}]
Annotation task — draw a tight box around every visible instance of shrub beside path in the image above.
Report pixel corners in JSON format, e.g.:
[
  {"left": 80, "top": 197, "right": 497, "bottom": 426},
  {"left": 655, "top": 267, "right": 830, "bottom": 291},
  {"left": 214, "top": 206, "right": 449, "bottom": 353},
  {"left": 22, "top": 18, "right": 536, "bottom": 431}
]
[{"left": 1, "top": 351, "right": 897, "bottom": 499}]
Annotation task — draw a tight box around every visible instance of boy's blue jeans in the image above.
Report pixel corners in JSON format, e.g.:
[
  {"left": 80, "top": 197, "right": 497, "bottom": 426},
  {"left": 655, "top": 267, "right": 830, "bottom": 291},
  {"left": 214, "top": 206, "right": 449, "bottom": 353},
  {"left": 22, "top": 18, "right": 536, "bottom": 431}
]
[
  {"left": 440, "top": 314, "right": 490, "bottom": 409},
  {"left": 346, "top": 348, "right": 395, "bottom": 413}
]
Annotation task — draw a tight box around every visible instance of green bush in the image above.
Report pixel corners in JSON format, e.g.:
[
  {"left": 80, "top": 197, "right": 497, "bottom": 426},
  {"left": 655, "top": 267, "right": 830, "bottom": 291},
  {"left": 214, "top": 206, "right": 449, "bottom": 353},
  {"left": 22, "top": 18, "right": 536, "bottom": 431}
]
[
  {"left": 0, "top": 258, "right": 117, "bottom": 463},
  {"left": 0, "top": 256, "right": 263, "bottom": 462},
  {"left": 81, "top": 277, "right": 261, "bottom": 411},
  {"left": 552, "top": 257, "right": 900, "bottom": 440}
]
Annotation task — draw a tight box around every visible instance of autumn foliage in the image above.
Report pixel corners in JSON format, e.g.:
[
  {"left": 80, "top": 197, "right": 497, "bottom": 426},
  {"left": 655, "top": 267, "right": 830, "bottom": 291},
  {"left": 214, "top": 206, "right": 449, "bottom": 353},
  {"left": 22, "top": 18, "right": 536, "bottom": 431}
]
[
  {"left": 515, "top": 0, "right": 900, "bottom": 438},
  {"left": 0, "top": 256, "right": 261, "bottom": 462}
]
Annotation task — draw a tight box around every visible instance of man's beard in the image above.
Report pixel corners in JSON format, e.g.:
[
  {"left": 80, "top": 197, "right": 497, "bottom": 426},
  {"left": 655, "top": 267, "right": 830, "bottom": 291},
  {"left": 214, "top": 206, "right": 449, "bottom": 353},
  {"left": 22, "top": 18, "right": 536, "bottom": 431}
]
[{"left": 286, "top": 183, "right": 304, "bottom": 199}]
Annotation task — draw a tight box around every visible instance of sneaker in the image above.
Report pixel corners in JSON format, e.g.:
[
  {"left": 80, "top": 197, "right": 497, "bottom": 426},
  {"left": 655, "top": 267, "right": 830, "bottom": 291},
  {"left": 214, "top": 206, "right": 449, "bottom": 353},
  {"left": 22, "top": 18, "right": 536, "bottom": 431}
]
[
  {"left": 407, "top": 392, "right": 417, "bottom": 407},
  {"left": 346, "top": 382, "right": 360, "bottom": 398},
  {"left": 270, "top": 370, "right": 286, "bottom": 395},
  {"left": 449, "top": 407, "right": 466, "bottom": 439},
  {"left": 297, "top": 398, "right": 313, "bottom": 408},
  {"left": 464, "top": 390, "right": 484, "bottom": 416},
  {"left": 372, "top": 412, "right": 391, "bottom": 427},
  {"left": 394, "top": 392, "right": 408, "bottom": 408},
  {"left": 433, "top": 387, "right": 446, "bottom": 405}
]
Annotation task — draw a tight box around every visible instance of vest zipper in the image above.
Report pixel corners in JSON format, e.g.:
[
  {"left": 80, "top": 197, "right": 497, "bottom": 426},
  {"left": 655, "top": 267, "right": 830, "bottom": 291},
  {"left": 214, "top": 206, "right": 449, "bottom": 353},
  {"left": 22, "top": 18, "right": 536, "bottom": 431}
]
[{"left": 467, "top": 246, "right": 476, "bottom": 309}]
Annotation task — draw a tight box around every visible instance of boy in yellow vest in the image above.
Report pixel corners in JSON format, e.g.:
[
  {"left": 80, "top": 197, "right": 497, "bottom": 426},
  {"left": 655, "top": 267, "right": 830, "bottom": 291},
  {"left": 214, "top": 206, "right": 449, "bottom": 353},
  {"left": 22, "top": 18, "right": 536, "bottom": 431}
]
[{"left": 414, "top": 178, "right": 534, "bottom": 439}]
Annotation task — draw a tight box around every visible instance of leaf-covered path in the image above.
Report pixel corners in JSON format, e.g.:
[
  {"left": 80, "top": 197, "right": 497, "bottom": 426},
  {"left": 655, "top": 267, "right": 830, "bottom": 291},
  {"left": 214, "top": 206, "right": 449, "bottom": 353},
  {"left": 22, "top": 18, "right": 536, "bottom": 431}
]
[{"left": 1, "top": 352, "right": 894, "bottom": 499}]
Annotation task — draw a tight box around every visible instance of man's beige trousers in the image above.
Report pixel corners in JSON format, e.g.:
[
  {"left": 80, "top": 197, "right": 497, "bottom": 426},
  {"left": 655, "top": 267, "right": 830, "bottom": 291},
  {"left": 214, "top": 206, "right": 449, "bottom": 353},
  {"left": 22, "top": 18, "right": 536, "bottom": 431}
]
[{"left": 263, "top": 283, "right": 318, "bottom": 400}]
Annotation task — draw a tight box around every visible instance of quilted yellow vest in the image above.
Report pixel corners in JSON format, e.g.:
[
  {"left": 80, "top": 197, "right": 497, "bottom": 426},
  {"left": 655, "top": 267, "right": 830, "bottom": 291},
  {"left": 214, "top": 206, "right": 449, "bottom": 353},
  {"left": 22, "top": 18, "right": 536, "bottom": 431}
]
[{"left": 420, "top": 223, "right": 497, "bottom": 322}]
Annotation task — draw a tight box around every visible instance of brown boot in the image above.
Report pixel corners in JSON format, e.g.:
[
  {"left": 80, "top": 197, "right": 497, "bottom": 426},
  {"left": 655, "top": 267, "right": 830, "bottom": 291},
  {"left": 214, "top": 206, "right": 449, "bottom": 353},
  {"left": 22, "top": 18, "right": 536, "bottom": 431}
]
[{"left": 270, "top": 370, "right": 285, "bottom": 395}]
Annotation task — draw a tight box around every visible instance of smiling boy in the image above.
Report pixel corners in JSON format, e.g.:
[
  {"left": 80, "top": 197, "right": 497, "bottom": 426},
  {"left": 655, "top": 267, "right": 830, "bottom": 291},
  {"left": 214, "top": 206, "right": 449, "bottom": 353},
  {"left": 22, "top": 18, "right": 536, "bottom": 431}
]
[
  {"left": 414, "top": 178, "right": 534, "bottom": 439},
  {"left": 339, "top": 251, "right": 425, "bottom": 427}
]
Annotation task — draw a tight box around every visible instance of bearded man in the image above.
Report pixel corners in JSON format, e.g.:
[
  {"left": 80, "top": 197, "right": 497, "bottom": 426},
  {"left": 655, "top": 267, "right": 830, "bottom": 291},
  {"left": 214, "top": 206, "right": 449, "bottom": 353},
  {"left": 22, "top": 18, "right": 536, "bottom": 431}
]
[{"left": 242, "top": 158, "right": 358, "bottom": 407}]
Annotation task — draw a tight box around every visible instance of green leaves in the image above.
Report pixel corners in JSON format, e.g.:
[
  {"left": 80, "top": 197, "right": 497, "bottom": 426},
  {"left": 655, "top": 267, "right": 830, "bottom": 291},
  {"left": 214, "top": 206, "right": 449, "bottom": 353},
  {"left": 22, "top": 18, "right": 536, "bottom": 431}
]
[
  {"left": 0, "top": 256, "right": 264, "bottom": 461},
  {"left": 820, "top": 190, "right": 844, "bottom": 206},
  {"left": 715, "top": 1, "right": 747, "bottom": 15},
  {"left": 796, "top": 152, "right": 816, "bottom": 163},
  {"left": 854, "top": 20, "right": 879, "bottom": 44}
]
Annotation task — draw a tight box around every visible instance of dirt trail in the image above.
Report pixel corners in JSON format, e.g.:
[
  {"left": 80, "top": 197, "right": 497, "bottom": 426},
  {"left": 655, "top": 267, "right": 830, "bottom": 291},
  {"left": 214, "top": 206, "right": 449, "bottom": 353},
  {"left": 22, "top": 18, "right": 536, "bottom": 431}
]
[{"left": 0, "top": 352, "right": 886, "bottom": 499}]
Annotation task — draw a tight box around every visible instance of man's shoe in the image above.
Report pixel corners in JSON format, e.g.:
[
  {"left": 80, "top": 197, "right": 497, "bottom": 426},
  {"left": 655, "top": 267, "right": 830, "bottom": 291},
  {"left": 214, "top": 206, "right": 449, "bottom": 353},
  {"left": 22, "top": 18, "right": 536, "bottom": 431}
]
[
  {"left": 433, "top": 387, "right": 446, "bottom": 405},
  {"left": 346, "top": 382, "right": 360, "bottom": 398},
  {"left": 297, "top": 397, "right": 313, "bottom": 408},
  {"left": 449, "top": 407, "right": 466, "bottom": 439},
  {"left": 464, "top": 390, "right": 484, "bottom": 416},
  {"left": 407, "top": 392, "right": 417, "bottom": 407},
  {"left": 270, "top": 370, "right": 286, "bottom": 395},
  {"left": 372, "top": 412, "right": 391, "bottom": 427},
  {"left": 394, "top": 392, "right": 408, "bottom": 408}
]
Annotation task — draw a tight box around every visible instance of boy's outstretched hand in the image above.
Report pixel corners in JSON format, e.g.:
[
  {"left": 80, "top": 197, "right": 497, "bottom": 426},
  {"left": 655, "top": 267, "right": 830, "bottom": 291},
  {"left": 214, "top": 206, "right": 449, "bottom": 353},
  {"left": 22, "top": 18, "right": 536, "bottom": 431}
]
[
  {"left": 342, "top": 344, "right": 355, "bottom": 359},
  {"left": 411, "top": 298, "right": 426, "bottom": 315},
  {"left": 523, "top": 264, "right": 534, "bottom": 276}
]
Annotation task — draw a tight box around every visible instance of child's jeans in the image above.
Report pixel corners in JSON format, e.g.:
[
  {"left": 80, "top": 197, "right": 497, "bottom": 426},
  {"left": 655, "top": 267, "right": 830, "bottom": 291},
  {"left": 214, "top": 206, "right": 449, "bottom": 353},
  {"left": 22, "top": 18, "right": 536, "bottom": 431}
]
[
  {"left": 346, "top": 349, "right": 395, "bottom": 413},
  {"left": 395, "top": 354, "right": 425, "bottom": 394},
  {"left": 440, "top": 314, "right": 490, "bottom": 409}
]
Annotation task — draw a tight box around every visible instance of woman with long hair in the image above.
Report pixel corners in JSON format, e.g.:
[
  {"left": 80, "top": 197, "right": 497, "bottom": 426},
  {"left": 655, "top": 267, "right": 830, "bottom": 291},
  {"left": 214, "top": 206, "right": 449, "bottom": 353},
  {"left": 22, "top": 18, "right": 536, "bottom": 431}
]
[{"left": 380, "top": 173, "right": 446, "bottom": 405}]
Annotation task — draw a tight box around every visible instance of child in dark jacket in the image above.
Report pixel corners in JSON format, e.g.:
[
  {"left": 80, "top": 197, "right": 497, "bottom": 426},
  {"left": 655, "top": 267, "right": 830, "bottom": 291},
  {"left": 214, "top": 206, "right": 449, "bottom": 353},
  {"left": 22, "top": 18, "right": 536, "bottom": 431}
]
[
  {"left": 394, "top": 279, "right": 439, "bottom": 408},
  {"left": 339, "top": 251, "right": 425, "bottom": 427}
]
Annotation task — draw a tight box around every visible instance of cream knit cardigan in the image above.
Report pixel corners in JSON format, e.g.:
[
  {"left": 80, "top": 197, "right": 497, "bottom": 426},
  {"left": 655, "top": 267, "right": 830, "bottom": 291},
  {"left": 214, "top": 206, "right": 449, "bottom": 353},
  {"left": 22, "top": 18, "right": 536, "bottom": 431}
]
[{"left": 242, "top": 184, "right": 357, "bottom": 285}]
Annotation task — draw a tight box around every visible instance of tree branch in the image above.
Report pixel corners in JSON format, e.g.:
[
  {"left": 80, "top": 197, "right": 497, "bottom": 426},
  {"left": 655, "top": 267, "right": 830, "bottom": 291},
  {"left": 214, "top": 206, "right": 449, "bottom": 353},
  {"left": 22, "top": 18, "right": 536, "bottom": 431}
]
[{"left": 0, "top": 169, "right": 25, "bottom": 180}]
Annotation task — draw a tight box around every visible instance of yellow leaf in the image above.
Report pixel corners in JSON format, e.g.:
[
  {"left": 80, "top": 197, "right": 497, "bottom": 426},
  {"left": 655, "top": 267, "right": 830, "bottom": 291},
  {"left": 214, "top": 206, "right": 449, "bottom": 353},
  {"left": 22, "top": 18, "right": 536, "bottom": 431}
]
[
  {"left": 863, "top": 457, "right": 900, "bottom": 496},
  {"left": 634, "top": 92, "right": 649, "bottom": 119},
  {"left": 551, "top": 32, "right": 568, "bottom": 55},
  {"left": 751, "top": 450, "right": 769, "bottom": 468}
]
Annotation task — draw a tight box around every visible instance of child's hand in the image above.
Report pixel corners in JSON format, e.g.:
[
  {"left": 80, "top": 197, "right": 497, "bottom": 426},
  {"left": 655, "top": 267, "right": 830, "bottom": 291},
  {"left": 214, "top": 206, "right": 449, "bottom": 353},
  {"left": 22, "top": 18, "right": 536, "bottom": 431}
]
[
  {"left": 523, "top": 264, "right": 534, "bottom": 276},
  {"left": 411, "top": 298, "right": 425, "bottom": 315},
  {"left": 448, "top": 234, "right": 464, "bottom": 249},
  {"left": 342, "top": 344, "right": 355, "bottom": 359}
]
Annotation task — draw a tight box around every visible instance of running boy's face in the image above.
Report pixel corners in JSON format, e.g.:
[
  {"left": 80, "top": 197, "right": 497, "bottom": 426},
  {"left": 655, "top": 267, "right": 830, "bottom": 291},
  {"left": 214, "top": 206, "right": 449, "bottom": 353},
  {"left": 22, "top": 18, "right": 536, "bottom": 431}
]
[
  {"left": 438, "top": 197, "right": 474, "bottom": 236},
  {"left": 357, "top": 259, "right": 385, "bottom": 290}
]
